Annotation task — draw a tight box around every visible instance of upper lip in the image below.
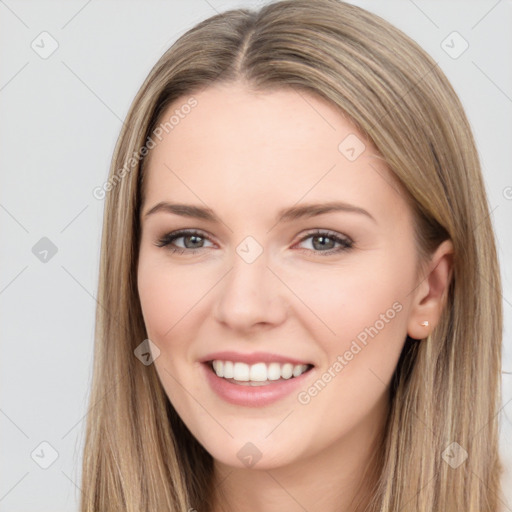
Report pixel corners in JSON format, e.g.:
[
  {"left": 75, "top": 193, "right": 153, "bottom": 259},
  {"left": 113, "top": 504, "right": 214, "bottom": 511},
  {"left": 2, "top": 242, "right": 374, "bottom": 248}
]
[{"left": 199, "top": 351, "right": 313, "bottom": 366}]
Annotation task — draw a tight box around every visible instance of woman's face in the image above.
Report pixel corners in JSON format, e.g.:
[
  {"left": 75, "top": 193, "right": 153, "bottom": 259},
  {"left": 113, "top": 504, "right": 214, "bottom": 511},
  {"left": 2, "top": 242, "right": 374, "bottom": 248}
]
[{"left": 137, "top": 82, "right": 423, "bottom": 470}]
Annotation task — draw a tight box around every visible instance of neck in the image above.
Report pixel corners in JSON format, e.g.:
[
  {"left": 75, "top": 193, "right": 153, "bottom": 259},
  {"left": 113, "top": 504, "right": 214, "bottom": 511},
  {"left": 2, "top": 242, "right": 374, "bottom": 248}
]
[{"left": 209, "top": 393, "right": 389, "bottom": 512}]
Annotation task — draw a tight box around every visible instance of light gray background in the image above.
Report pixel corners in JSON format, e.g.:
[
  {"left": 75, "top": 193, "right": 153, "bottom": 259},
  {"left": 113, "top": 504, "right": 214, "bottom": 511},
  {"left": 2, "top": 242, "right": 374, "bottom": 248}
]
[{"left": 1, "top": 0, "right": 511, "bottom": 510}]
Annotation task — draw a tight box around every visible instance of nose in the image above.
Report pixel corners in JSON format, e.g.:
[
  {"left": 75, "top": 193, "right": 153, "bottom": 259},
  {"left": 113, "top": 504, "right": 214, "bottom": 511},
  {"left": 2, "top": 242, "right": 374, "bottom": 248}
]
[{"left": 213, "top": 247, "right": 288, "bottom": 332}]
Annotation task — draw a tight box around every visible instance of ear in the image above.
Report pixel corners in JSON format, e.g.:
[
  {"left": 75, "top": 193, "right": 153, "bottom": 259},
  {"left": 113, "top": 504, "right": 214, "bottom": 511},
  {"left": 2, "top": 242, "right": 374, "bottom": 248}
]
[{"left": 407, "top": 239, "right": 454, "bottom": 340}]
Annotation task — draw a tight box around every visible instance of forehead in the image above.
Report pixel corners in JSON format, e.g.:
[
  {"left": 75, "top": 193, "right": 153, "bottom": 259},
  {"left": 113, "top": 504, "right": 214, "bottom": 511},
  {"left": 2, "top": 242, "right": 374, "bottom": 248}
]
[
  {"left": 150, "top": 82, "right": 369, "bottom": 163},
  {"left": 142, "top": 82, "right": 406, "bottom": 223}
]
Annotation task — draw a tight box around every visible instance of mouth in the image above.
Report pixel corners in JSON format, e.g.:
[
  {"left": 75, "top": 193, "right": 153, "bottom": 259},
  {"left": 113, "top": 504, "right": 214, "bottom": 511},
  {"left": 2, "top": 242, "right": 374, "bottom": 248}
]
[
  {"left": 205, "top": 359, "right": 315, "bottom": 387},
  {"left": 199, "top": 351, "right": 317, "bottom": 407}
]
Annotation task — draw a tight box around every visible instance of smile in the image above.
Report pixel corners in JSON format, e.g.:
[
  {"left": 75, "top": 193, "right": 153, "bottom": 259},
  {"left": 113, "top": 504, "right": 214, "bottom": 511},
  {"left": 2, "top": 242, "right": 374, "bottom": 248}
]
[
  {"left": 202, "top": 360, "right": 315, "bottom": 407},
  {"left": 210, "top": 360, "right": 312, "bottom": 384}
]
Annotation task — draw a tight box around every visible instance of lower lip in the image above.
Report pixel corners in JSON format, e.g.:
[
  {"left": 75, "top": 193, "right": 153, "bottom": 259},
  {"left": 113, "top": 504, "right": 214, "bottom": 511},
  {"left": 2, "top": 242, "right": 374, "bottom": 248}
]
[{"left": 201, "top": 362, "right": 314, "bottom": 407}]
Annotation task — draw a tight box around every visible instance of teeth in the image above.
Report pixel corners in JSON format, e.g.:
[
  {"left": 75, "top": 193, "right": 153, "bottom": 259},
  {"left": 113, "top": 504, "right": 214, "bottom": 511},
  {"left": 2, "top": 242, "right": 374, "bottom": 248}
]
[
  {"left": 249, "top": 362, "right": 267, "bottom": 382},
  {"left": 223, "top": 360, "right": 234, "bottom": 379},
  {"left": 211, "top": 360, "right": 310, "bottom": 382},
  {"left": 267, "top": 362, "right": 281, "bottom": 381},
  {"left": 234, "top": 362, "right": 249, "bottom": 381},
  {"left": 281, "top": 363, "right": 293, "bottom": 379},
  {"left": 212, "top": 360, "right": 223, "bottom": 377}
]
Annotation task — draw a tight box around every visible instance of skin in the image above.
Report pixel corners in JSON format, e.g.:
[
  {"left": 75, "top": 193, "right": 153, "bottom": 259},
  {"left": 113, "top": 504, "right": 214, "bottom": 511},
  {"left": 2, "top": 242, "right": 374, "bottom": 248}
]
[{"left": 137, "top": 81, "right": 453, "bottom": 512}]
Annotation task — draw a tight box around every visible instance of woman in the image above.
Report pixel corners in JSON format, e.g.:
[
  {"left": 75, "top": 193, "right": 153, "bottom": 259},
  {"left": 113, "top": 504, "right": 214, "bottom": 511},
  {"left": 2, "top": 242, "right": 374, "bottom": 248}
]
[{"left": 81, "top": 0, "right": 504, "bottom": 510}]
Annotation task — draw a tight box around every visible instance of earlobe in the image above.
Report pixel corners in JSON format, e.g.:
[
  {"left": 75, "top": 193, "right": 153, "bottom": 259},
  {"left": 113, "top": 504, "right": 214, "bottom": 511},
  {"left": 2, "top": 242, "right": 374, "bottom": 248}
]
[{"left": 407, "top": 239, "right": 454, "bottom": 340}]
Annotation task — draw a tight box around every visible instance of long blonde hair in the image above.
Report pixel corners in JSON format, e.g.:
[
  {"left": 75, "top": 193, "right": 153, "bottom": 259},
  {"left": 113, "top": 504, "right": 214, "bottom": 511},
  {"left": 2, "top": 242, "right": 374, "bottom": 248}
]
[{"left": 81, "top": 1, "right": 504, "bottom": 510}]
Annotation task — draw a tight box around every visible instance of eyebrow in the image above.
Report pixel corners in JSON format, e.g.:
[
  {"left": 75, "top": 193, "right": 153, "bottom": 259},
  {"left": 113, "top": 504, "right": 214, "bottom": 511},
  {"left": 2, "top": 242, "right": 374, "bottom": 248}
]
[{"left": 143, "top": 201, "right": 376, "bottom": 224}]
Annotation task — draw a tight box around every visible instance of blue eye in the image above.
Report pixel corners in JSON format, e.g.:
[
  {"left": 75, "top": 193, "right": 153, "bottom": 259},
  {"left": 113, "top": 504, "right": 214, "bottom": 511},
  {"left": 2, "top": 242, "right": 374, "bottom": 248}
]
[{"left": 154, "top": 229, "right": 353, "bottom": 256}]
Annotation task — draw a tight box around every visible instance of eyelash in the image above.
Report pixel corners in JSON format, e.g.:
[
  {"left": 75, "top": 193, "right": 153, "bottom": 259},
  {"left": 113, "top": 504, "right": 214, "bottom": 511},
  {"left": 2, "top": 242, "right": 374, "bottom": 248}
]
[{"left": 154, "top": 229, "right": 353, "bottom": 256}]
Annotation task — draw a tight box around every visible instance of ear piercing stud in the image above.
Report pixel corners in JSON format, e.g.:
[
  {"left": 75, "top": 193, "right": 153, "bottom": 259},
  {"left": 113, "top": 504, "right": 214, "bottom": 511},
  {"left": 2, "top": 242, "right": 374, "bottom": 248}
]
[{"left": 421, "top": 320, "right": 429, "bottom": 327}]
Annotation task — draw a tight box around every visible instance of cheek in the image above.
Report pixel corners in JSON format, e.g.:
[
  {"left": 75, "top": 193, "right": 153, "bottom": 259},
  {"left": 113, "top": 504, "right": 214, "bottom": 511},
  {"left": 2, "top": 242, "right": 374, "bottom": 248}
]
[
  {"left": 137, "top": 264, "right": 174, "bottom": 341},
  {"left": 287, "top": 263, "right": 410, "bottom": 434},
  {"left": 277, "top": 254, "right": 415, "bottom": 410},
  {"left": 137, "top": 258, "right": 207, "bottom": 408},
  {"left": 137, "top": 255, "right": 210, "bottom": 342},
  {"left": 279, "top": 257, "right": 411, "bottom": 345}
]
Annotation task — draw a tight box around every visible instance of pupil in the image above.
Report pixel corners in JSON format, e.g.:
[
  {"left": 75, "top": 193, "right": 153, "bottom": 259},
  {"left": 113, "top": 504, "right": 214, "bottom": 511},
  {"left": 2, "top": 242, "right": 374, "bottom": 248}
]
[
  {"left": 185, "top": 235, "right": 203, "bottom": 248},
  {"left": 313, "top": 235, "right": 334, "bottom": 250}
]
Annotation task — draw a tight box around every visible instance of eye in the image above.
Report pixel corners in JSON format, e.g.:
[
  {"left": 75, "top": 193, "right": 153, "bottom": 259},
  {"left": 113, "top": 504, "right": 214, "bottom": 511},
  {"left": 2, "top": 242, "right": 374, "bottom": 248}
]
[
  {"left": 154, "top": 229, "right": 214, "bottom": 254},
  {"left": 295, "top": 229, "right": 353, "bottom": 255},
  {"left": 154, "top": 228, "right": 353, "bottom": 256}
]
